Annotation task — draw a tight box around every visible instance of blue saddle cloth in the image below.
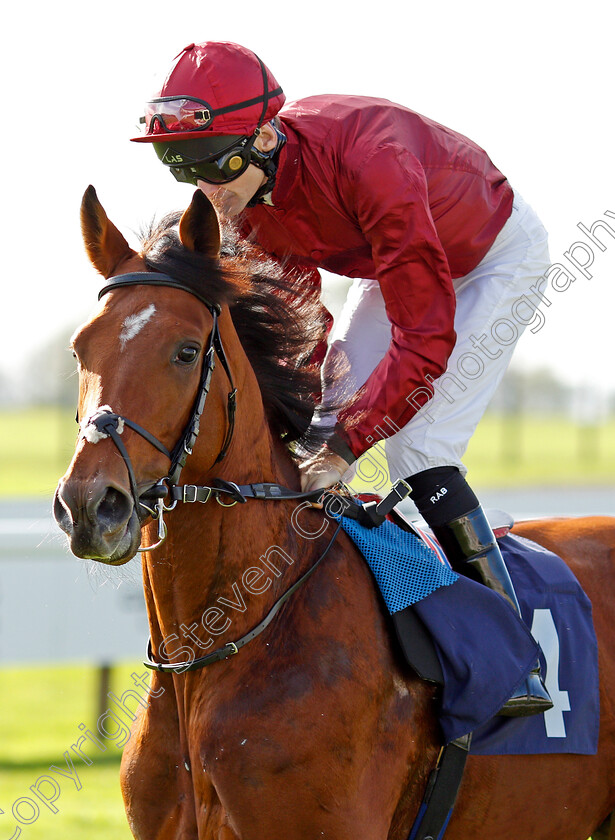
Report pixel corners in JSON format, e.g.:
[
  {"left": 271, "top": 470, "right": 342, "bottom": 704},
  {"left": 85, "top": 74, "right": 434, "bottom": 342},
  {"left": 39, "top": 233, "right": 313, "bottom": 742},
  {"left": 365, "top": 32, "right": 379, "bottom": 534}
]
[{"left": 340, "top": 517, "right": 599, "bottom": 754}]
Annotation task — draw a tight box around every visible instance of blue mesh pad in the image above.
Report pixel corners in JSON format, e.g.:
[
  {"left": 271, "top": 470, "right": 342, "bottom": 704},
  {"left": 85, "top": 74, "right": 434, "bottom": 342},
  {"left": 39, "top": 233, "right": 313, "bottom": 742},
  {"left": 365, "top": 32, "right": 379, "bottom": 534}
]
[{"left": 340, "top": 516, "right": 458, "bottom": 612}]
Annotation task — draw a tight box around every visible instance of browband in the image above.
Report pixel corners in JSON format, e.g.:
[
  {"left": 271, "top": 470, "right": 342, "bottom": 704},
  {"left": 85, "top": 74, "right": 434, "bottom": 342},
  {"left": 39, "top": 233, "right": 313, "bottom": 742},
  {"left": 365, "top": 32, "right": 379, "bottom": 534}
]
[{"left": 99, "top": 273, "right": 219, "bottom": 313}]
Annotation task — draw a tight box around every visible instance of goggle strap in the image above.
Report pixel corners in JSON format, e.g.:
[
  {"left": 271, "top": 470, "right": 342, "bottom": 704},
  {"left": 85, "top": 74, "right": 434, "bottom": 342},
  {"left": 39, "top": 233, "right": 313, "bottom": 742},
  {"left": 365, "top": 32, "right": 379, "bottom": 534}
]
[
  {"left": 207, "top": 84, "right": 282, "bottom": 123},
  {"left": 255, "top": 55, "right": 270, "bottom": 130}
]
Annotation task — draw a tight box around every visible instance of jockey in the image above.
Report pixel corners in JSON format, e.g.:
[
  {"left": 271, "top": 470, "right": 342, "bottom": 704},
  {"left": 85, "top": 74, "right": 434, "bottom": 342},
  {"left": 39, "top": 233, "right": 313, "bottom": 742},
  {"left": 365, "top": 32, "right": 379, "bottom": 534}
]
[{"left": 133, "top": 41, "right": 552, "bottom": 717}]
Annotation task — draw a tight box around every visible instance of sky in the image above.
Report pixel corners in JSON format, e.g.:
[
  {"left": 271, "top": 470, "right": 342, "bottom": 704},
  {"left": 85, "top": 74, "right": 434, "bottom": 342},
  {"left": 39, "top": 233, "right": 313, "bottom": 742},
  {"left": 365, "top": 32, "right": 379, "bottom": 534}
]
[{"left": 1, "top": 0, "right": 613, "bottom": 399}]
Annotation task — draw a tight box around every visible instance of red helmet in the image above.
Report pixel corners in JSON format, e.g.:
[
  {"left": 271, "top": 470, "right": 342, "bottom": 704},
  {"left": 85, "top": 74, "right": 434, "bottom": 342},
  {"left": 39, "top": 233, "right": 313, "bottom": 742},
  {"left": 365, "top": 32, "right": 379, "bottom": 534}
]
[{"left": 132, "top": 41, "right": 285, "bottom": 143}]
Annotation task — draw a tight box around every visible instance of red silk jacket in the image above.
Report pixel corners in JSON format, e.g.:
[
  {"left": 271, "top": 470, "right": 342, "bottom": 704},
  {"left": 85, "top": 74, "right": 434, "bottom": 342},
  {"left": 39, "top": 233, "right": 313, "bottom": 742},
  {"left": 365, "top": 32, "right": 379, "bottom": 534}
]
[{"left": 240, "top": 95, "right": 513, "bottom": 457}]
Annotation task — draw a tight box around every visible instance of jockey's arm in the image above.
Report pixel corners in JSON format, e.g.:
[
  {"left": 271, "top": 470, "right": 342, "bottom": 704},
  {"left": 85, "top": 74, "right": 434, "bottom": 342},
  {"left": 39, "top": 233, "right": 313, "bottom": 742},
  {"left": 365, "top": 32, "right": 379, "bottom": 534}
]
[{"left": 333, "top": 142, "right": 457, "bottom": 460}]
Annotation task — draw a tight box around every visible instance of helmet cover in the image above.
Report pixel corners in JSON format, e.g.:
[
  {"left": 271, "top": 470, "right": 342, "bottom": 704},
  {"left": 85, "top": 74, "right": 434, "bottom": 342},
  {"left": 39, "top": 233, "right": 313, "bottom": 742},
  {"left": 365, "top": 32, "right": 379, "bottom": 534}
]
[{"left": 132, "top": 41, "right": 285, "bottom": 143}]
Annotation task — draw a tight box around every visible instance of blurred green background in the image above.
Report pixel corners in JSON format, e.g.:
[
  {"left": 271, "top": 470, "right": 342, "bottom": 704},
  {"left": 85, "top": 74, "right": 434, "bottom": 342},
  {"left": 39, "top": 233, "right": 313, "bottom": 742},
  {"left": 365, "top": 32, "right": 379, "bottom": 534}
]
[
  {"left": 0, "top": 664, "right": 136, "bottom": 839},
  {"left": 2, "top": 395, "right": 614, "bottom": 499}
]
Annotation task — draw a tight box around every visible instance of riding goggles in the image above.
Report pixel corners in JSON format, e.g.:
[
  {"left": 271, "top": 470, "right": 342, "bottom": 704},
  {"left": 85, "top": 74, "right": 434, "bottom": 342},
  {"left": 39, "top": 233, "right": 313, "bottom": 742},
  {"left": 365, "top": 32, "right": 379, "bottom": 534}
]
[
  {"left": 141, "top": 87, "right": 282, "bottom": 137},
  {"left": 153, "top": 134, "right": 259, "bottom": 185},
  {"left": 142, "top": 97, "right": 221, "bottom": 134}
]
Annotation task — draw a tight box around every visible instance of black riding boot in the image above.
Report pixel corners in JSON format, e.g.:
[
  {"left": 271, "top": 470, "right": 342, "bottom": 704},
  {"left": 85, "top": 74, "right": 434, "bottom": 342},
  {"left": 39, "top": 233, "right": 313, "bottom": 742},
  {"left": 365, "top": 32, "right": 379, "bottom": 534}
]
[
  {"left": 404, "top": 466, "right": 552, "bottom": 717},
  {"left": 431, "top": 505, "right": 553, "bottom": 717}
]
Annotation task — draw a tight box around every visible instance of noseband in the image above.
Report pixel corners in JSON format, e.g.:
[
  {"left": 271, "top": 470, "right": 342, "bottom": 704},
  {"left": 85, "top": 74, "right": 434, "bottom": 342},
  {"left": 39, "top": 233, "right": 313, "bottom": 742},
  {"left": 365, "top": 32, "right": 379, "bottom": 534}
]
[{"left": 81, "top": 271, "right": 237, "bottom": 549}]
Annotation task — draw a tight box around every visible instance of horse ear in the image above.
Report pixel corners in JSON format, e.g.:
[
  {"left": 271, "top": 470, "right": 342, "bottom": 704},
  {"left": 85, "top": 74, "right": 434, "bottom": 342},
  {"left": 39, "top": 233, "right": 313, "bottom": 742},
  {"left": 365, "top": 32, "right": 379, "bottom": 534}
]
[
  {"left": 178, "top": 190, "right": 221, "bottom": 257},
  {"left": 80, "top": 186, "right": 136, "bottom": 278}
]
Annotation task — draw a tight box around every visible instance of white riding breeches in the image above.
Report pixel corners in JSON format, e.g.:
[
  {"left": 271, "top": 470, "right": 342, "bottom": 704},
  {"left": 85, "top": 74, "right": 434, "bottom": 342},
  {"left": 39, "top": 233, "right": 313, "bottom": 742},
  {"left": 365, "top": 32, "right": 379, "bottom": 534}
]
[{"left": 320, "top": 190, "right": 550, "bottom": 483}]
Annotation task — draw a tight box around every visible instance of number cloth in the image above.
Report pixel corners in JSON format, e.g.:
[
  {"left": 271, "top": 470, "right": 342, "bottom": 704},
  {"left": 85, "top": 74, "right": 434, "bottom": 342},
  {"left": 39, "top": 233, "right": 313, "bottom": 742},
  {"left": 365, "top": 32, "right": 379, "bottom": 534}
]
[{"left": 340, "top": 517, "right": 599, "bottom": 752}]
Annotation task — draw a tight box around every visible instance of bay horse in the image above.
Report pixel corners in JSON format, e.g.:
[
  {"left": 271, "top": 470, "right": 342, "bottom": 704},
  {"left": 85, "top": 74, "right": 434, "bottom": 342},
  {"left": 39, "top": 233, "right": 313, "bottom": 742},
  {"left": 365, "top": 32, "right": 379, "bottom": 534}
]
[{"left": 54, "top": 186, "right": 615, "bottom": 840}]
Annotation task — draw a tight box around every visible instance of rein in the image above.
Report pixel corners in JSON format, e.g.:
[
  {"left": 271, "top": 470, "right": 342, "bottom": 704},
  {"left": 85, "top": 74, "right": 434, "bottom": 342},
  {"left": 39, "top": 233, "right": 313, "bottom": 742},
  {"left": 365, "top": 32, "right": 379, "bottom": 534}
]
[
  {"left": 144, "top": 521, "right": 343, "bottom": 674},
  {"left": 82, "top": 269, "right": 349, "bottom": 671},
  {"left": 84, "top": 270, "right": 411, "bottom": 674}
]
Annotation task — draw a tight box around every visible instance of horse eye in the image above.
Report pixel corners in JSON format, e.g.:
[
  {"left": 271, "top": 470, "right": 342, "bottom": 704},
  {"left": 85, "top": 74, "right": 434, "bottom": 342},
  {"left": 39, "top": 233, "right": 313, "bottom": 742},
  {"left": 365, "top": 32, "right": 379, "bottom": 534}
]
[{"left": 175, "top": 345, "right": 200, "bottom": 365}]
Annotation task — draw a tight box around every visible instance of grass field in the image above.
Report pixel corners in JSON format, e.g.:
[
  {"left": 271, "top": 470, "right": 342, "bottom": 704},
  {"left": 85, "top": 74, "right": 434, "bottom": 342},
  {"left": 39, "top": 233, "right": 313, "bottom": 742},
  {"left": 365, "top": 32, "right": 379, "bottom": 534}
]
[
  {"left": 0, "top": 408, "right": 77, "bottom": 498},
  {"left": 3, "top": 405, "right": 613, "bottom": 499},
  {"left": 0, "top": 663, "right": 138, "bottom": 839}
]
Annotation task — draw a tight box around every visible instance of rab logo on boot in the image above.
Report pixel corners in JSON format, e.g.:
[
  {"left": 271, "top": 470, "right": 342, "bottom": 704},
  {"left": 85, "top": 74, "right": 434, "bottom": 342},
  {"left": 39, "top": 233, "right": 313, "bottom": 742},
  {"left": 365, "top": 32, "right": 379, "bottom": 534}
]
[{"left": 430, "top": 487, "right": 448, "bottom": 504}]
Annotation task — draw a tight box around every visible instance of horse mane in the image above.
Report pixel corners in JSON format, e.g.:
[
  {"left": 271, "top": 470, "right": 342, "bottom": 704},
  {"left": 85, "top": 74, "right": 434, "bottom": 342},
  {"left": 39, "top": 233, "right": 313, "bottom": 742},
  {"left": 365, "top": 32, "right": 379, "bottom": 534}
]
[{"left": 139, "top": 212, "right": 341, "bottom": 457}]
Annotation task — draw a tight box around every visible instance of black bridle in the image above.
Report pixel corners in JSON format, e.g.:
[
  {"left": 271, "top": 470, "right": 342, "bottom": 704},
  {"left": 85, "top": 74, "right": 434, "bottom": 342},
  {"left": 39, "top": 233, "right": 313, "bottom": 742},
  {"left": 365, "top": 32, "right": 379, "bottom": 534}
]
[
  {"left": 83, "top": 270, "right": 340, "bottom": 545},
  {"left": 80, "top": 271, "right": 238, "bottom": 548},
  {"left": 80, "top": 269, "right": 409, "bottom": 672}
]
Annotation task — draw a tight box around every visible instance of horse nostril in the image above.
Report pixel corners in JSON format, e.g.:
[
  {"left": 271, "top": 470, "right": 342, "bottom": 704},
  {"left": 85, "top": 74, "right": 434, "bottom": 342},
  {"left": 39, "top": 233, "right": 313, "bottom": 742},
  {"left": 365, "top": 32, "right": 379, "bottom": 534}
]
[
  {"left": 53, "top": 487, "right": 74, "bottom": 530},
  {"left": 96, "top": 487, "right": 133, "bottom": 529}
]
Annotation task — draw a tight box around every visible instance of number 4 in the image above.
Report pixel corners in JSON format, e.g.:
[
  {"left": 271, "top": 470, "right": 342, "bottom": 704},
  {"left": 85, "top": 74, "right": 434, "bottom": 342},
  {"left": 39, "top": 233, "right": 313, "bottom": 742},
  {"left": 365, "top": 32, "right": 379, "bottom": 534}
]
[{"left": 530, "top": 608, "right": 571, "bottom": 737}]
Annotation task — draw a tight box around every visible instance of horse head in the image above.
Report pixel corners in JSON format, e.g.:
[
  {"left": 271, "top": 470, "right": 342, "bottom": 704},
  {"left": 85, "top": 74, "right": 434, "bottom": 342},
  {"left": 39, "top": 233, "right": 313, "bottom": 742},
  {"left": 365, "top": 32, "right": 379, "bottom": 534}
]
[
  {"left": 54, "top": 187, "right": 242, "bottom": 564},
  {"left": 54, "top": 187, "right": 328, "bottom": 566}
]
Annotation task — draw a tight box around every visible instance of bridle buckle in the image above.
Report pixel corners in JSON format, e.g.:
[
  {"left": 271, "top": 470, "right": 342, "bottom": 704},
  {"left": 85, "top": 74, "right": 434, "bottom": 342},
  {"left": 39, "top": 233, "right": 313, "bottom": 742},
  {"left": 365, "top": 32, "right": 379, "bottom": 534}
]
[
  {"left": 182, "top": 485, "right": 212, "bottom": 504},
  {"left": 183, "top": 485, "right": 198, "bottom": 503}
]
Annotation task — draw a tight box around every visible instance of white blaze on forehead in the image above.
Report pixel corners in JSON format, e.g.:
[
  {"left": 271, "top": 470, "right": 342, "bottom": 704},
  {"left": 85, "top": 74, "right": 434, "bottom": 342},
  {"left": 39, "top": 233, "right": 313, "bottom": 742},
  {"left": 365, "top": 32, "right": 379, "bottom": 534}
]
[{"left": 119, "top": 304, "right": 157, "bottom": 349}]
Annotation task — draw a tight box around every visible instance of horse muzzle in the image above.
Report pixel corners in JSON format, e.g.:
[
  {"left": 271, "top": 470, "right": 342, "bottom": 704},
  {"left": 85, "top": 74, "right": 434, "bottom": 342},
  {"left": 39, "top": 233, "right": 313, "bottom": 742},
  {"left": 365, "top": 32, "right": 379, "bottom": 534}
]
[{"left": 53, "top": 477, "right": 143, "bottom": 564}]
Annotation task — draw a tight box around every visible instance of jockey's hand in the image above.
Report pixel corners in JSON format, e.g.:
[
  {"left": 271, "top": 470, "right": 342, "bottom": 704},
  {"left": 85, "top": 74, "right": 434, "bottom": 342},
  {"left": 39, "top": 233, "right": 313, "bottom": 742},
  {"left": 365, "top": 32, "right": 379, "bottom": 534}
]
[{"left": 300, "top": 448, "right": 351, "bottom": 496}]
